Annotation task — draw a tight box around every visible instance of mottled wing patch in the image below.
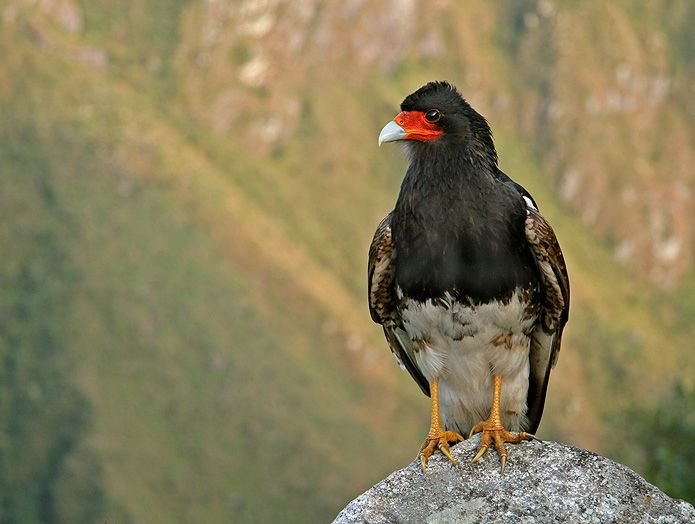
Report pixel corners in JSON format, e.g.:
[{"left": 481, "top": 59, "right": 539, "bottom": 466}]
[
  {"left": 368, "top": 213, "right": 399, "bottom": 326},
  {"left": 368, "top": 213, "right": 429, "bottom": 395},
  {"left": 525, "top": 209, "right": 570, "bottom": 339},
  {"left": 524, "top": 207, "right": 570, "bottom": 432}
]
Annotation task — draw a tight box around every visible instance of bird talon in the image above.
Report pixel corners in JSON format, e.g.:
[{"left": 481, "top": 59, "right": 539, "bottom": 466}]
[
  {"left": 439, "top": 444, "right": 457, "bottom": 465},
  {"left": 418, "top": 427, "right": 463, "bottom": 472},
  {"left": 500, "top": 454, "right": 507, "bottom": 475},
  {"left": 468, "top": 422, "right": 484, "bottom": 439},
  {"left": 472, "top": 445, "right": 488, "bottom": 463}
]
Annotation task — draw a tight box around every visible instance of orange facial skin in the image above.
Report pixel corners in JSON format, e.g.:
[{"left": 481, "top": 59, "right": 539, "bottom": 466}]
[{"left": 394, "top": 111, "right": 444, "bottom": 142}]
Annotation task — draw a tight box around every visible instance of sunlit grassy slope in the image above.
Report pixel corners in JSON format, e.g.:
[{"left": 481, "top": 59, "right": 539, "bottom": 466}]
[
  {"left": 0, "top": 2, "right": 692, "bottom": 522},
  {"left": 0, "top": 30, "right": 430, "bottom": 523}
]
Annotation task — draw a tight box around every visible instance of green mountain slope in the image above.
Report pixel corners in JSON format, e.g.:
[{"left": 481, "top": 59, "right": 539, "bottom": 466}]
[
  {"left": 0, "top": 1, "right": 692, "bottom": 521},
  {"left": 0, "top": 27, "right": 430, "bottom": 522}
]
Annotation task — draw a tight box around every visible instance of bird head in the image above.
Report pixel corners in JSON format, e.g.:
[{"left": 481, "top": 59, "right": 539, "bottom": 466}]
[{"left": 379, "top": 81, "right": 497, "bottom": 168}]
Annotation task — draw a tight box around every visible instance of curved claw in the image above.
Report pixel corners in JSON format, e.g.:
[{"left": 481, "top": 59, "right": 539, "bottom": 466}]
[
  {"left": 520, "top": 432, "right": 542, "bottom": 442},
  {"left": 420, "top": 454, "right": 428, "bottom": 473},
  {"left": 472, "top": 445, "right": 488, "bottom": 463},
  {"left": 439, "top": 444, "right": 457, "bottom": 465},
  {"left": 500, "top": 454, "right": 507, "bottom": 475},
  {"left": 468, "top": 422, "right": 484, "bottom": 439}
]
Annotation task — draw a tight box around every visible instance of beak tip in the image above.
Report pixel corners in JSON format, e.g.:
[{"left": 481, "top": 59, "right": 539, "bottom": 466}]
[{"left": 378, "top": 120, "right": 407, "bottom": 146}]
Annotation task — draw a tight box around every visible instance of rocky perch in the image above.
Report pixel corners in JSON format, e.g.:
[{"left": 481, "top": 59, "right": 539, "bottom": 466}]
[{"left": 334, "top": 437, "right": 694, "bottom": 523}]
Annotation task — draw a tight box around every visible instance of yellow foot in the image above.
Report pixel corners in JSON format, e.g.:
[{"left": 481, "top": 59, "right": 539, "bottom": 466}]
[
  {"left": 468, "top": 421, "right": 539, "bottom": 474},
  {"left": 418, "top": 430, "right": 464, "bottom": 472}
]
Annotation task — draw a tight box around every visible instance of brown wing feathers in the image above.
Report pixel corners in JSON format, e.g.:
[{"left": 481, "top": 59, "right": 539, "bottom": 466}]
[
  {"left": 368, "top": 213, "right": 429, "bottom": 396},
  {"left": 368, "top": 213, "right": 399, "bottom": 325},
  {"left": 524, "top": 208, "right": 570, "bottom": 432}
]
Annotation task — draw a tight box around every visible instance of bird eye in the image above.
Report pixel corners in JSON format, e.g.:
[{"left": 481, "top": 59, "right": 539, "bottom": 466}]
[{"left": 425, "top": 109, "right": 441, "bottom": 123}]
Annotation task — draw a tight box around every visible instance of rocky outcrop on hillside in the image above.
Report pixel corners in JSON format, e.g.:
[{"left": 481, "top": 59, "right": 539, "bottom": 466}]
[{"left": 334, "top": 437, "right": 694, "bottom": 523}]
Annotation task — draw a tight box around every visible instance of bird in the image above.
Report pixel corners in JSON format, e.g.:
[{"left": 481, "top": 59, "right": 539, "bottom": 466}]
[{"left": 368, "top": 81, "right": 569, "bottom": 474}]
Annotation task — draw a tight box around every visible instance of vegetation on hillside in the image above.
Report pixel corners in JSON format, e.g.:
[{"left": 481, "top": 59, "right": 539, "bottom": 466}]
[
  {"left": 0, "top": 115, "right": 106, "bottom": 523},
  {"left": 618, "top": 383, "right": 695, "bottom": 502}
]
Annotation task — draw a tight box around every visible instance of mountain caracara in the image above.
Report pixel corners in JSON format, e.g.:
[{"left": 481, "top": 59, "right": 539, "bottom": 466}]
[{"left": 369, "top": 81, "right": 570, "bottom": 473}]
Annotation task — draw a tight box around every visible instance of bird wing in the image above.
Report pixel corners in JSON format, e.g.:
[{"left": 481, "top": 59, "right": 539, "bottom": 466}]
[
  {"left": 368, "top": 213, "right": 430, "bottom": 396},
  {"left": 524, "top": 206, "right": 570, "bottom": 433}
]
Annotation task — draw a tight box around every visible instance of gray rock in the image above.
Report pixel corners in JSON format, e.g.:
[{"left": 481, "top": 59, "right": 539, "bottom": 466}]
[{"left": 334, "top": 437, "right": 694, "bottom": 523}]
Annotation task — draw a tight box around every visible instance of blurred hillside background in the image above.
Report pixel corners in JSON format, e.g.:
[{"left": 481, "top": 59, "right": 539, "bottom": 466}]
[{"left": 0, "top": 0, "right": 693, "bottom": 522}]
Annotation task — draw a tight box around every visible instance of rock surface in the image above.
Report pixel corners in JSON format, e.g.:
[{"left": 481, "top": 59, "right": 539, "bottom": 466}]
[{"left": 334, "top": 437, "right": 694, "bottom": 523}]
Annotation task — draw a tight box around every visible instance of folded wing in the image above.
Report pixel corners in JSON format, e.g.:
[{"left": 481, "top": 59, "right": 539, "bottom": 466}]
[
  {"left": 368, "top": 213, "right": 429, "bottom": 396},
  {"left": 524, "top": 207, "right": 570, "bottom": 432}
]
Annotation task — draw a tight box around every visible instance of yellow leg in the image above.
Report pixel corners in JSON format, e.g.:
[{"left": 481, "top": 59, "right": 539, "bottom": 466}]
[
  {"left": 469, "top": 374, "right": 538, "bottom": 474},
  {"left": 418, "top": 378, "right": 464, "bottom": 472}
]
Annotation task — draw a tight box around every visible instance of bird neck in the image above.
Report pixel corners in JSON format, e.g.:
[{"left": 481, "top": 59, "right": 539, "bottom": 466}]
[
  {"left": 403, "top": 140, "right": 497, "bottom": 199},
  {"left": 405, "top": 135, "right": 498, "bottom": 186}
]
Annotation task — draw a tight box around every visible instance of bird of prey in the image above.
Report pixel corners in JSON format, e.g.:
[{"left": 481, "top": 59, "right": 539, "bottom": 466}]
[{"left": 369, "top": 81, "right": 569, "bottom": 473}]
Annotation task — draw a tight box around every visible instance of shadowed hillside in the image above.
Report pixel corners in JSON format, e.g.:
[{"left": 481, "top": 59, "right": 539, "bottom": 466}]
[{"left": 0, "top": 1, "right": 692, "bottom": 521}]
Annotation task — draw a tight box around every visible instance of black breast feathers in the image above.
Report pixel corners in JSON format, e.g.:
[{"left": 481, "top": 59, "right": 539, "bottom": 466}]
[{"left": 392, "top": 156, "right": 540, "bottom": 305}]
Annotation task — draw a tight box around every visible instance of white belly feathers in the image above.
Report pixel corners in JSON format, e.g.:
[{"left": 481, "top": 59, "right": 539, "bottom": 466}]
[{"left": 396, "top": 288, "right": 537, "bottom": 434}]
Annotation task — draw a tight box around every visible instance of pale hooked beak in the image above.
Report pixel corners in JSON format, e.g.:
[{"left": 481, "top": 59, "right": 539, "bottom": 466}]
[{"left": 378, "top": 120, "right": 407, "bottom": 146}]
